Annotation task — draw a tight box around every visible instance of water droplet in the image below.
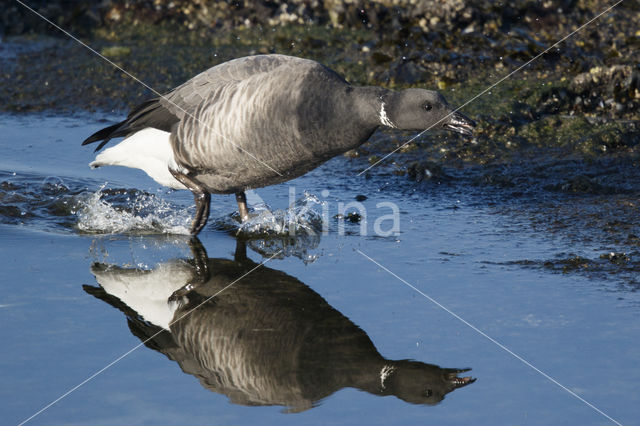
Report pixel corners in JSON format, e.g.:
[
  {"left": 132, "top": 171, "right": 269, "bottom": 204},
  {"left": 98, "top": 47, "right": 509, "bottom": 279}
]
[{"left": 41, "top": 176, "right": 69, "bottom": 196}]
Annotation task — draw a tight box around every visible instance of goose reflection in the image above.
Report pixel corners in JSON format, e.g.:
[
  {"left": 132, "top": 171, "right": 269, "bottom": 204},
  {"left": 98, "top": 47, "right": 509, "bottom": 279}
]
[{"left": 84, "top": 239, "right": 475, "bottom": 412}]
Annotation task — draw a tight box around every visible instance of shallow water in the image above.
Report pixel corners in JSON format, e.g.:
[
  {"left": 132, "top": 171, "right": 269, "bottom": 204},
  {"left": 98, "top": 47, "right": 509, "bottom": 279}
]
[{"left": 2, "top": 114, "right": 640, "bottom": 425}]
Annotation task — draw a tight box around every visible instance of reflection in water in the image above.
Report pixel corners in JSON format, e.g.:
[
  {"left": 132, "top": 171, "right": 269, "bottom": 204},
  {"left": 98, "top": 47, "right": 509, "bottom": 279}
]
[{"left": 84, "top": 239, "right": 475, "bottom": 412}]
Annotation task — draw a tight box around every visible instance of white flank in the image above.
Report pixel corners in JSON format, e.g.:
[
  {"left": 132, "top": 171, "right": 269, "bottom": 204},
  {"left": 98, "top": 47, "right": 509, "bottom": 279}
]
[
  {"left": 379, "top": 102, "right": 396, "bottom": 128},
  {"left": 90, "top": 127, "right": 187, "bottom": 189},
  {"left": 91, "top": 260, "right": 193, "bottom": 330}
]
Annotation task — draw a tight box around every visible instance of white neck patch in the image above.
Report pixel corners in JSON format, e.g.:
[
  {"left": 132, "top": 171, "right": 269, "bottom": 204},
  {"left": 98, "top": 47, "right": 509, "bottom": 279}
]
[
  {"left": 380, "top": 364, "right": 396, "bottom": 389},
  {"left": 379, "top": 102, "right": 396, "bottom": 128}
]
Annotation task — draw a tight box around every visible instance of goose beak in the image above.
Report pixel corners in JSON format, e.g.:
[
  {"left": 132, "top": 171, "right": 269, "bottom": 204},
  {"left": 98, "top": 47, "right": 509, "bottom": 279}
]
[
  {"left": 443, "top": 111, "right": 476, "bottom": 137},
  {"left": 446, "top": 369, "right": 476, "bottom": 389}
]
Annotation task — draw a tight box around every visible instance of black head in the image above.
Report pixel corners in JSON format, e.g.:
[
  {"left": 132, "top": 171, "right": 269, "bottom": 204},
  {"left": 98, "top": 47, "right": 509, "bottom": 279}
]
[
  {"left": 383, "top": 88, "right": 476, "bottom": 136},
  {"left": 381, "top": 360, "right": 476, "bottom": 405}
]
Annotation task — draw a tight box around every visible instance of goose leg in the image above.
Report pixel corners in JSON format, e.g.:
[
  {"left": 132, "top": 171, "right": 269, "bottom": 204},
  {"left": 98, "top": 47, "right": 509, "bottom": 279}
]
[
  {"left": 235, "top": 192, "right": 249, "bottom": 222},
  {"left": 169, "top": 237, "right": 210, "bottom": 301},
  {"left": 188, "top": 237, "right": 210, "bottom": 282},
  {"left": 192, "top": 192, "right": 211, "bottom": 235},
  {"left": 170, "top": 169, "right": 211, "bottom": 236},
  {"left": 234, "top": 238, "right": 248, "bottom": 262}
]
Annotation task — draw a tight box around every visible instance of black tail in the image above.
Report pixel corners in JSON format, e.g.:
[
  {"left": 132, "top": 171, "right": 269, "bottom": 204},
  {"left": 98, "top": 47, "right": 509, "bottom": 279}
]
[
  {"left": 81, "top": 98, "right": 180, "bottom": 152},
  {"left": 81, "top": 122, "right": 125, "bottom": 151}
]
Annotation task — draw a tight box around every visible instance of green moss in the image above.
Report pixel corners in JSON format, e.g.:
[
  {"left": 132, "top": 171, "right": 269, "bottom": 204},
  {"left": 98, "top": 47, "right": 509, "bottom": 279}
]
[
  {"left": 100, "top": 45, "right": 132, "bottom": 58},
  {"left": 517, "top": 116, "right": 635, "bottom": 156}
]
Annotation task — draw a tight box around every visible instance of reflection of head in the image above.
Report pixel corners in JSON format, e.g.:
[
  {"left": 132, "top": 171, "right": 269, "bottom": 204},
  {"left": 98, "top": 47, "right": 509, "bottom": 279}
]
[{"left": 381, "top": 360, "right": 475, "bottom": 405}]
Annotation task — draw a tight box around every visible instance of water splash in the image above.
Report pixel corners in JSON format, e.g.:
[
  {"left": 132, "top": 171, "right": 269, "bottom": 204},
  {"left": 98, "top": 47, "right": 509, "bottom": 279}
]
[
  {"left": 245, "top": 192, "right": 323, "bottom": 263},
  {"left": 0, "top": 171, "right": 193, "bottom": 235},
  {"left": 214, "top": 192, "right": 324, "bottom": 262},
  {"left": 1, "top": 171, "right": 322, "bottom": 260},
  {"left": 75, "top": 184, "right": 192, "bottom": 235},
  {"left": 238, "top": 192, "right": 323, "bottom": 236}
]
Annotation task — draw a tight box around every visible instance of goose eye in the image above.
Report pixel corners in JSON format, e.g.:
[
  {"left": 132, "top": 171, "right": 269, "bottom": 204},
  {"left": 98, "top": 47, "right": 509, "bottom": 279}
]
[{"left": 424, "top": 103, "right": 433, "bottom": 111}]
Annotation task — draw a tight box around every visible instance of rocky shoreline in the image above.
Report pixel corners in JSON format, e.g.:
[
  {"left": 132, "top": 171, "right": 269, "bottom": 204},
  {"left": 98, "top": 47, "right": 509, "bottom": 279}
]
[
  {"left": 4, "top": 1, "right": 638, "bottom": 114},
  {"left": 2, "top": 1, "right": 639, "bottom": 171},
  {"left": 3, "top": 1, "right": 640, "bottom": 281}
]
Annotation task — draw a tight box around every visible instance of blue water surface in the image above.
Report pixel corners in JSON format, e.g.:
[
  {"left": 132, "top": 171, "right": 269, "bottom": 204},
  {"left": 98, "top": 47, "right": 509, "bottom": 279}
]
[{"left": 1, "top": 114, "right": 639, "bottom": 425}]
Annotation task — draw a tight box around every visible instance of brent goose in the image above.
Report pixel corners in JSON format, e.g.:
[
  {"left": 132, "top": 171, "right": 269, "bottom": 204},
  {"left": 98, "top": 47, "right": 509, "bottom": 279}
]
[{"left": 83, "top": 54, "right": 475, "bottom": 235}]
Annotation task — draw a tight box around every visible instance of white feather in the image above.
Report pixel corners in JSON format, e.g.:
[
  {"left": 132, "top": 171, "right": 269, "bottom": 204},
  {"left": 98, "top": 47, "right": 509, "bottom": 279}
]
[
  {"left": 92, "top": 260, "right": 193, "bottom": 330},
  {"left": 379, "top": 102, "right": 396, "bottom": 128},
  {"left": 90, "top": 128, "right": 187, "bottom": 190}
]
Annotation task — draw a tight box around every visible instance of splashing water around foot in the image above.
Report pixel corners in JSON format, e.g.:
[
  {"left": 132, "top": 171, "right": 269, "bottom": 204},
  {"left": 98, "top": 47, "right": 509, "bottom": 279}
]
[
  {"left": 216, "top": 192, "right": 324, "bottom": 263},
  {"left": 75, "top": 184, "right": 192, "bottom": 235},
  {"left": 237, "top": 192, "right": 324, "bottom": 236},
  {"left": 1, "top": 171, "right": 323, "bottom": 260}
]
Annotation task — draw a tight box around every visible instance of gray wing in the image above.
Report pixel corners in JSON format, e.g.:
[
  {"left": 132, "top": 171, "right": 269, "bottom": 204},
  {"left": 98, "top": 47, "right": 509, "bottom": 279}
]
[
  {"left": 83, "top": 55, "right": 329, "bottom": 151},
  {"left": 161, "top": 54, "right": 324, "bottom": 119}
]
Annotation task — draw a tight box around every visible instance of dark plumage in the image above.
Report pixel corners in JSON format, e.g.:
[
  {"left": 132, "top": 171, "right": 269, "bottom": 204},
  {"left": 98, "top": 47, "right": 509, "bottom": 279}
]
[
  {"left": 84, "top": 240, "right": 475, "bottom": 410},
  {"left": 83, "top": 54, "right": 475, "bottom": 235}
]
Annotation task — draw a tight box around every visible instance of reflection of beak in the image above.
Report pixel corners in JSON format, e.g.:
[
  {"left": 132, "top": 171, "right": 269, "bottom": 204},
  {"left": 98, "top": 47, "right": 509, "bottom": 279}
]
[
  {"left": 446, "top": 368, "right": 477, "bottom": 389},
  {"left": 443, "top": 111, "right": 476, "bottom": 137}
]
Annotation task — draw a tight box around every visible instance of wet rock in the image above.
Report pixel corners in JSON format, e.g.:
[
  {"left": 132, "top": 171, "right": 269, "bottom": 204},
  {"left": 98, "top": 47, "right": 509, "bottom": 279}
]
[
  {"left": 371, "top": 51, "right": 393, "bottom": 65},
  {"left": 368, "top": 155, "right": 381, "bottom": 165},
  {"left": 2, "top": 1, "right": 106, "bottom": 35},
  {"left": 544, "top": 175, "right": 606, "bottom": 195},
  {"left": 406, "top": 161, "right": 449, "bottom": 182},
  {"left": 390, "top": 60, "right": 426, "bottom": 85},
  {"left": 345, "top": 212, "right": 362, "bottom": 223},
  {"left": 475, "top": 173, "right": 515, "bottom": 188},
  {"left": 334, "top": 212, "right": 362, "bottom": 223},
  {"left": 544, "top": 254, "right": 592, "bottom": 273},
  {"left": 41, "top": 176, "right": 70, "bottom": 196},
  {"left": 570, "top": 65, "right": 640, "bottom": 115},
  {"left": 627, "top": 234, "right": 640, "bottom": 246},
  {"left": 506, "top": 249, "right": 640, "bottom": 285},
  {"left": 0, "top": 205, "right": 25, "bottom": 219},
  {"left": 600, "top": 252, "right": 630, "bottom": 265}
]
